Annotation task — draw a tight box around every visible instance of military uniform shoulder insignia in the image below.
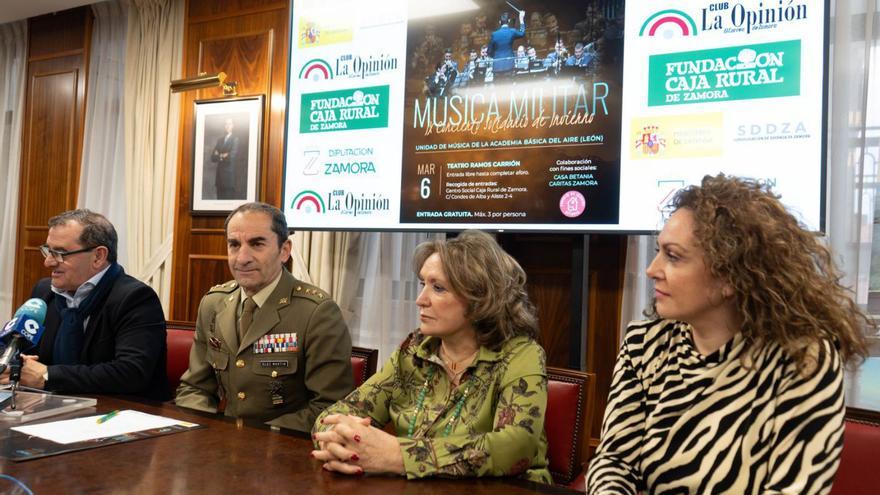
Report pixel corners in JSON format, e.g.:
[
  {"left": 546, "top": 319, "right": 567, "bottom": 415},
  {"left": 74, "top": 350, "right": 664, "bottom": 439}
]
[
  {"left": 293, "top": 283, "right": 329, "bottom": 302},
  {"left": 208, "top": 280, "right": 238, "bottom": 294}
]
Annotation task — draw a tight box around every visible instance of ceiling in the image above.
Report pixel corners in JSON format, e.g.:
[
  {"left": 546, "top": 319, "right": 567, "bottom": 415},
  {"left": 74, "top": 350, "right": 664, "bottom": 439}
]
[{"left": 0, "top": 0, "right": 95, "bottom": 25}]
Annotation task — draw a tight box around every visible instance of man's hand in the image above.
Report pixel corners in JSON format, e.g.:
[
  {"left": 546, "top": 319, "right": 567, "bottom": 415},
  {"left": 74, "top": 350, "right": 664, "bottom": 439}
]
[{"left": 5, "top": 355, "right": 47, "bottom": 389}]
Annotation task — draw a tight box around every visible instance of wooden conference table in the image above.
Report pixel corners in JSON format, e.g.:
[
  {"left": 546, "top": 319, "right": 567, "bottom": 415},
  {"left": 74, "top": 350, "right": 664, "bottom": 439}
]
[{"left": 0, "top": 395, "right": 578, "bottom": 495}]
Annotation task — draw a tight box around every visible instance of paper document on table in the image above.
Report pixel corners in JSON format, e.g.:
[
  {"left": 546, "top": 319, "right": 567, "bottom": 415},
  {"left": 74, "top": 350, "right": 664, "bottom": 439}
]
[{"left": 11, "top": 409, "right": 199, "bottom": 444}]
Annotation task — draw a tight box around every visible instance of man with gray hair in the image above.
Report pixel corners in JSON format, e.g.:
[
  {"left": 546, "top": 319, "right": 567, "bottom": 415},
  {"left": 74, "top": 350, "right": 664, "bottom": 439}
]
[
  {"left": 176, "top": 202, "right": 352, "bottom": 433},
  {"left": 0, "top": 209, "right": 169, "bottom": 400}
]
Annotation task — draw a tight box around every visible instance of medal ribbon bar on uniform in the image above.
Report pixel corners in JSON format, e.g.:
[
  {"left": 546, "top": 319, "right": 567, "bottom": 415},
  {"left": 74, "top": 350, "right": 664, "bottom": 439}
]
[{"left": 253, "top": 332, "right": 298, "bottom": 354}]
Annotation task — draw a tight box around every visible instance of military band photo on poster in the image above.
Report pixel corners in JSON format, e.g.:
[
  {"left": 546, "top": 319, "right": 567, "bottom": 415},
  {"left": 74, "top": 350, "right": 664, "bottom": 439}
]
[
  {"left": 400, "top": 0, "right": 625, "bottom": 225},
  {"left": 412, "top": 0, "right": 624, "bottom": 97}
]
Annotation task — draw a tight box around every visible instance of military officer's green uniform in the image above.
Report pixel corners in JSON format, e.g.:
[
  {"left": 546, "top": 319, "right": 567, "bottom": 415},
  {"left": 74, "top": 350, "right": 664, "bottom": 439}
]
[{"left": 175, "top": 269, "right": 353, "bottom": 433}]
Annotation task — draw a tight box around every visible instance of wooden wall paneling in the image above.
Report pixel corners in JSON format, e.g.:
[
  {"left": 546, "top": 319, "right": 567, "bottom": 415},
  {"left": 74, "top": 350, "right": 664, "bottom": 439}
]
[
  {"left": 584, "top": 234, "right": 627, "bottom": 455},
  {"left": 528, "top": 271, "right": 576, "bottom": 368},
  {"left": 11, "top": 8, "right": 92, "bottom": 312},
  {"left": 27, "top": 8, "right": 90, "bottom": 60},
  {"left": 498, "top": 233, "right": 584, "bottom": 369},
  {"left": 197, "top": 32, "right": 274, "bottom": 101},
  {"left": 187, "top": 0, "right": 287, "bottom": 21},
  {"left": 26, "top": 70, "right": 80, "bottom": 209},
  {"left": 184, "top": 255, "right": 234, "bottom": 319},
  {"left": 170, "top": 0, "right": 289, "bottom": 322}
]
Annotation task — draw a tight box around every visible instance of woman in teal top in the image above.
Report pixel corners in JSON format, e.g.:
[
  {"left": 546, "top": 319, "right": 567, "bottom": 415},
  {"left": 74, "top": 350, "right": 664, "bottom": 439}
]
[{"left": 312, "top": 230, "right": 550, "bottom": 482}]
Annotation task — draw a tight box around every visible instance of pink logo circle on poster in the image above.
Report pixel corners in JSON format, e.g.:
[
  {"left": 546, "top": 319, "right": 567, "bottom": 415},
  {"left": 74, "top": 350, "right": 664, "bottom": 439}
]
[{"left": 559, "top": 191, "right": 586, "bottom": 218}]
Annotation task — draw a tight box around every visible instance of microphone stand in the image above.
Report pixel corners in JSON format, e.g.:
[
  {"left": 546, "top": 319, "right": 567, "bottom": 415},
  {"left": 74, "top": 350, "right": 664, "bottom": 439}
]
[
  {"left": 8, "top": 352, "right": 23, "bottom": 410},
  {"left": 1, "top": 348, "right": 48, "bottom": 411}
]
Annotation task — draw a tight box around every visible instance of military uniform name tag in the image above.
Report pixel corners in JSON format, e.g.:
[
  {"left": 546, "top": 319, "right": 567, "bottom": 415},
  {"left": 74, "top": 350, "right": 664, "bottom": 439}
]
[
  {"left": 260, "top": 360, "right": 289, "bottom": 368},
  {"left": 253, "top": 333, "right": 298, "bottom": 354}
]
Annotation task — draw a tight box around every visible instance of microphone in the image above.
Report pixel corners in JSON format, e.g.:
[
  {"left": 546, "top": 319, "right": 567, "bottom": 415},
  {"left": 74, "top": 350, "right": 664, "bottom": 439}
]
[
  {"left": 0, "top": 298, "right": 47, "bottom": 374},
  {"left": 12, "top": 297, "right": 46, "bottom": 324}
]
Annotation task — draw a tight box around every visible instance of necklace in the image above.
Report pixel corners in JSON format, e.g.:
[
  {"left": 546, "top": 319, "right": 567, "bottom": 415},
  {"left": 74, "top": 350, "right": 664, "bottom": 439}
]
[
  {"left": 407, "top": 366, "right": 472, "bottom": 438},
  {"left": 440, "top": 346, "right": 478, "bottom": 374},
  {"left": 407, "top": 367, "right": 434, "bottom": 438}
]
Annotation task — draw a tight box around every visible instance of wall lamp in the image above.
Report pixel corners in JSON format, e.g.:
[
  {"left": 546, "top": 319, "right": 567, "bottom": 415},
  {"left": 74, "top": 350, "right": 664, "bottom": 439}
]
[{"left": 170, "top": 72, "right": 238, "bottom": 96}]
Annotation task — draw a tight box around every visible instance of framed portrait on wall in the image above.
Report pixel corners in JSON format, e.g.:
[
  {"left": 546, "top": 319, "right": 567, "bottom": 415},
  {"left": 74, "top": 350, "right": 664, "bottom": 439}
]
[{"left": 191, "top": 95, "right": 263, "bottom": 214}]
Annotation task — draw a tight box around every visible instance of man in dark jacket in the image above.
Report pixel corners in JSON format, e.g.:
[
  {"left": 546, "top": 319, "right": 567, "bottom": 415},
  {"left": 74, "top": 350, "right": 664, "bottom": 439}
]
[
  {"left": 0, "top": 209, "right": 169, "bottom": 400},
  {"left": 489, "top": 10, "right": 526, "bottom": 77},
  {"left": 211, "top": 117, "right": 241, "bottom": 199}
]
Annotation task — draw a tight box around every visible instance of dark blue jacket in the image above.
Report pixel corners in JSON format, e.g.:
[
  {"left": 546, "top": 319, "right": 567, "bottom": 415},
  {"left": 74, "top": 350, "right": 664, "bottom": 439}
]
[
  {"left": 489, "top": 23, "right": 526, "bottom": 73},
  {"left": 32, "top": 273, "right": 170, "bottom": 401}
]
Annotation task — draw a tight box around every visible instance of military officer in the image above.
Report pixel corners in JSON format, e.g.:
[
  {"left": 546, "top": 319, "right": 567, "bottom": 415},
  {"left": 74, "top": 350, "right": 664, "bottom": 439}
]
[{"left": 175, "top": 202, "right": 353, "bottom": 433}]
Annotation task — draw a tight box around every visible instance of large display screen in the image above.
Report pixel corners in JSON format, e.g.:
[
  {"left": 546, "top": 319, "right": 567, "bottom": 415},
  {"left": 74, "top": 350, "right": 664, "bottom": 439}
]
[{"left": 283, "top": 0, "right": 826, "bottom": 232}]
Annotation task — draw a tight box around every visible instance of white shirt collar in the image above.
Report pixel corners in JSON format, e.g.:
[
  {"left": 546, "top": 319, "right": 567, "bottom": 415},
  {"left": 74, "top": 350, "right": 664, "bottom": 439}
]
[{"left": 51, "top": 264, "right": 112, "bottom": 308}]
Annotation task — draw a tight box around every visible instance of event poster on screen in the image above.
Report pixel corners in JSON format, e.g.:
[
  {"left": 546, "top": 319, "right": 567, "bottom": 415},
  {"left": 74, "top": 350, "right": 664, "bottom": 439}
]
[
  {"left": 284, "top": 0, "right": 825, "bottom": 232},
  {"left": 619, "top": 1, "right": 825, "bottom": 231},
  {"left": 284, "top": 0, "right": 623, "bottom": 230}
]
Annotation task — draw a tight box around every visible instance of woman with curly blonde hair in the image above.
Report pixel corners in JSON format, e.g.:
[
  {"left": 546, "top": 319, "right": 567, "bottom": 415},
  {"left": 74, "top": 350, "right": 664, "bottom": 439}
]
[
  {"left": 312, "top": 230, "right": 550, "bottom": 482},
  {"left": 588, "top": 174, "right": 868, "bottom": 495}
]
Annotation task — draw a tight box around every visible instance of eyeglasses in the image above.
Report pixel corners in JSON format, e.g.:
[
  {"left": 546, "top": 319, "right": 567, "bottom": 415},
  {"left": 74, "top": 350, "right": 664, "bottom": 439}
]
[{"left": 39, "top": 244, "right": 97, "bottom": 263}]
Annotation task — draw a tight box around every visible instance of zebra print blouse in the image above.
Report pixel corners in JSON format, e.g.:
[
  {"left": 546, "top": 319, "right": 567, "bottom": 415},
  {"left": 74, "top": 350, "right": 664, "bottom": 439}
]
[{"left": 587, "top": 319, "right": 844, "bottom": 494}]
